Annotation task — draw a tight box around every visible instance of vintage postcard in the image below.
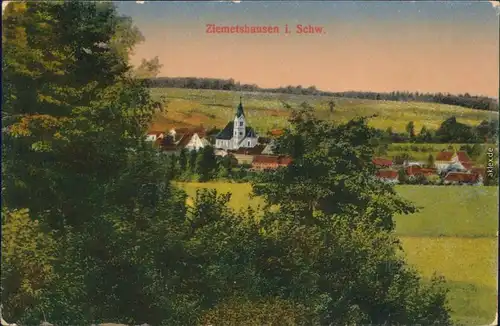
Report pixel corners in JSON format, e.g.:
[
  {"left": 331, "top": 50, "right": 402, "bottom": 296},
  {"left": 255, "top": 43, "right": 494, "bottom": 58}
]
[{"left": 1, "top": 1, "right": 499, "bottom": 326}]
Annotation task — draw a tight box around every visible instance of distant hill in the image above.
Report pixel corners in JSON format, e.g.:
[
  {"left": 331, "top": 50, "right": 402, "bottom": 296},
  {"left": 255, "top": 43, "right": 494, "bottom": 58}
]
[
  {"left": 149, "top": 87, "right": 498, "bottom": 134},
  {"left": 145, "top": 77, "right": 499, "bottom": 112}
]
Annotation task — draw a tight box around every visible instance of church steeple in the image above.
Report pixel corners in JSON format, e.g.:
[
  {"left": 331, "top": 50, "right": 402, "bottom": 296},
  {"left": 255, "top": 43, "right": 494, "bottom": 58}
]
[{"left": 236, "top": 96, "right": 245, "bottom": 118}]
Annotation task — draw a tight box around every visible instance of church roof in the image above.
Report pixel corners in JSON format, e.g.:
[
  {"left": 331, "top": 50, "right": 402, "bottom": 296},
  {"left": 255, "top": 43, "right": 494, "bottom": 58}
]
[
  {"left": 215, "top": 123, "right": 258, "bottom": 140},
  {"left": 216, "top": 122, "right": 234, "bottom": 140}
]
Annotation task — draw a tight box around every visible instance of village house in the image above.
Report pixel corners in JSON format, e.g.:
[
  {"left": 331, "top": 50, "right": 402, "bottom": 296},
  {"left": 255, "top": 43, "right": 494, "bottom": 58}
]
[
  {"left": 435, "top": 150, "right": 473, "bottom": 173},
  {"left": 228, "top": 144, "right": 266, "bottom": 165},
  {"left": 145, "top": 130, "right": 165, "bottom": 142},
  {"left": 405, "top": 166, "right": 438, "bottom": 180},
  {"left": 372, "top": 157, "right": 393, "bottom": 168},
  {"left": 252, "top": 155, "right": 292, "bottom": 170},
  {"left": 215, "top": 98, "right": 259, "bottom": 151},
  {"left": 157, "top": 127, "right": 209, "bottom": 155},
  {"left": 443, "top": 171, "right": 483, "bottom": 186},
  {"left": 375, "top": 169, "right": 399, "bottom": 184}
]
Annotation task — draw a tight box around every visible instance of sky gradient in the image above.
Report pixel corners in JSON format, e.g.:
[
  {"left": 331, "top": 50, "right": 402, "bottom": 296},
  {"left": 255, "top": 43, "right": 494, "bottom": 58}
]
[{"left": 117, "top": 1, "right": 499, "bottom": 98}]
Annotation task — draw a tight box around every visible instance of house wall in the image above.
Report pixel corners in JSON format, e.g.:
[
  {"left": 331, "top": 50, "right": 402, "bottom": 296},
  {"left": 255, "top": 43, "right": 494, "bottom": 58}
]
[
  {"left": 216, "top": 139, "right": 232, "bottom": 150},
  {"left": 234, "top": 154, "right": 254, "bottom": 165},
  {"left": 185, "top": 134, "right": 205, "bottom": 151}
]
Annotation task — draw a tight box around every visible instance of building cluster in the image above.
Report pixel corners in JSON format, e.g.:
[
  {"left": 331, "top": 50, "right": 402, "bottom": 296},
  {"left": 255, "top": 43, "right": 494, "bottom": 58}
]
[
  {"left": 374, "top": 150, "right": 486, "bottom": 185},
  {"left": 146, "top": 99, "right": 486, "bottom": 185},
  {"left": 145, "top": 99, "right": 292, "bottom": 171}
]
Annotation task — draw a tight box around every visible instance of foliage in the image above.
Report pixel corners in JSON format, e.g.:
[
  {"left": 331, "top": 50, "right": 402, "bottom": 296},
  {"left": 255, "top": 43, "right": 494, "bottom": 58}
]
[
  {"left": 2, "top": 1, "right": 164, "bottom": 231},
  {"left": 255, "top": 109, "right": 418, "bottom": 231},
  {"left": 134, "top": 56, "right": 163, "bottom": 79},
  {"left": 406, "top": 121, "right": 416, "bottom": 139},
  {"left": 1, "top": 208, "right": 57, "bottom": 321},
  {"left": 199, "top": 297, "right": 311, "bottom": 326}
]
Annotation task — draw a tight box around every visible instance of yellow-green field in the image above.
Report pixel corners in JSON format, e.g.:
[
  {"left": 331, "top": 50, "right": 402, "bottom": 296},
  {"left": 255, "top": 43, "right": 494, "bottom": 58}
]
[
  {"left": 151, "top": 88, "right": 498, "bottom": 134},
  {"left": 177, "top": 182, "right": 498, "bottom": 325}
]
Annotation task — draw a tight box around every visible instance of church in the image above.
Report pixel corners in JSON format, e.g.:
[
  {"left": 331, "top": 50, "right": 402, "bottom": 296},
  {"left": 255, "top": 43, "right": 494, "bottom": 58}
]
[{"left": 215, "top": 98, "right": 259, "bottom": 150}]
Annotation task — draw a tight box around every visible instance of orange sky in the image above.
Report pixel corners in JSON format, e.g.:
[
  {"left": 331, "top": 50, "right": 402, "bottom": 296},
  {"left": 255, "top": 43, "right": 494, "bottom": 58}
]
[{"left": 120, "top": 2, "right": 499, "bottom": 97}]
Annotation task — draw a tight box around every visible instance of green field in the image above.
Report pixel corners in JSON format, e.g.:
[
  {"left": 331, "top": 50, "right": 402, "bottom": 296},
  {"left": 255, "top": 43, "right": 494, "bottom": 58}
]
[
  {"left": 385, "top": 143, "right": 498, "bottom": 162},
  {"left": 150, "top": 88, "right": 498, "bottom": 134},
  {"left": 177, "top": 182, "right": 498, "bottom": 325}
]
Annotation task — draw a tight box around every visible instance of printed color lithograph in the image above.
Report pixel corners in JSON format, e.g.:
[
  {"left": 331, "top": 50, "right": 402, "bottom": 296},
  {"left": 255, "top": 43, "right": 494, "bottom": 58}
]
[{"left": 1, "top": 1, "right": 499, "bottom": 325}]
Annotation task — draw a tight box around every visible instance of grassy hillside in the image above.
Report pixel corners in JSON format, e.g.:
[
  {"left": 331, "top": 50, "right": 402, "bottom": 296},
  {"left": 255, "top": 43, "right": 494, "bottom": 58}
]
[
  {"left": 177, "top": 182, "right": 498, "bottom": 325},
  {"left": 150, "top": 88, "right": 498, "bottom": 133}
]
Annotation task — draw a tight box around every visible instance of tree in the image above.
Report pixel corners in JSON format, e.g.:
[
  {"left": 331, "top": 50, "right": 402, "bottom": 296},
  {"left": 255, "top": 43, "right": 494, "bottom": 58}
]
[
  {"left": 2, "top": 1, "right": 164, "bottom": 231},
  {"left": 133, "top": 56, "right": 163, "bottom": 79},
  {"left": 188, "top": 150, "right": 198, "bottom": 172},
  {"left": 427, "top": 153, "right": 435, "bottom": 168},
  {"left": 406, "top": 121, "right": 416, "bottom": 140},
  {"left": 196, "top": 146, "right": 218, "bottom": 182},
  {"left": 178, "top": 148, "right": 188, "bottom": 171},
  {"left": 254, "top": 108, "right": 416, "bottom": 231},
  {"left": 1, "top": 208, "right": 57, "bottom": 321},
  {"left": 418, "top": 125, "right": 433, "bottom": 142},
  {"left": 327, "top": 99, "right": 336, "bottom": 114}
]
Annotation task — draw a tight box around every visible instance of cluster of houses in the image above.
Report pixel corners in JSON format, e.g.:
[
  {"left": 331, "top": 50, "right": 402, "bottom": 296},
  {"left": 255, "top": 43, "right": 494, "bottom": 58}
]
[
  {"left": 146, "top": 99, "right": 292, "bottom": 171},
  {"left": 146, "top": 98, "right": 486, "bottom": 185},
  {"left": 374, "top": 151, "right": 486, "bottom": 185}
]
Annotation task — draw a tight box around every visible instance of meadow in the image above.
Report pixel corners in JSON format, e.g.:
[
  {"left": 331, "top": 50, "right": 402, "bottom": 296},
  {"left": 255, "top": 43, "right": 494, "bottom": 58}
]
[
  {"left": 150, "top": 87, "right": 498, "bottom": 134},
  {"left": 177, "top": 182, "right": 498, "bottom": 325}
]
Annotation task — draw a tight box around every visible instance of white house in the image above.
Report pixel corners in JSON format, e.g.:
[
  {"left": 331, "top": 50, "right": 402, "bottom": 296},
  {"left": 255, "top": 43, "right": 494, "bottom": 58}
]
[
  {"left": 215, "top": 98, "right": 259, "bottom": 150},
  {"left": 435, "top": 151, "right": 473, "bottom": 173},
  {"left": 146, "top": 131, "right": 165, "bottom": 142},
  {"left": 158, "top": 127, "right": 208, "bottom": 154}
]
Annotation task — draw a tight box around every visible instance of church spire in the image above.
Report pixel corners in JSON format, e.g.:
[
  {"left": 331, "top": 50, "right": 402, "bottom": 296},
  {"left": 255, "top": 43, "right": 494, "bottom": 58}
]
[{"left": 236, "top": 96, "right": 245, "bottom": 118}]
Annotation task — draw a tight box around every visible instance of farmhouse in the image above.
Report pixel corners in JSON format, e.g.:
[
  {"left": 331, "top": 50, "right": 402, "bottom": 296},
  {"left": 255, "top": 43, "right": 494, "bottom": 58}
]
[
  {"left": 146, "top": 130, "right": 165, "bottom": 142},
  {"left": 215, "top": 98, "right": 259, "bottom": 151},
  {"left": 375, "top": 169, "right": 399, "bottom": 184},
  {"left": 405, "top": 166, "right": 438, "bottom": 179},
  {"left": 443, "top": 172, "right": 482, "bottom": 185},
  {"left": 435, "top": 150, "right": 473, "bottom": 172},
  {"left": 229, "top": 144, "right": 266, "bottom": 165},
  {"left": 372, "top": 157, "right": 393, "bottom": 168},
  {"left": 252, "top": 155, "right": 292, "bottom": 170},
  {"left": 157, "top": 127, "right": 209, "bottom": 154}
]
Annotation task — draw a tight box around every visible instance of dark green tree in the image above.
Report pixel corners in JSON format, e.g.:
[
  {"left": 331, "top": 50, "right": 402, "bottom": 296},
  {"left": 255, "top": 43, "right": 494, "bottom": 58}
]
[
  {"left": 427, "top": 153, "right": 435, "bottom": 168},
  {"left": 196, "top": 146, "right": 218, "bottom": 182},
  {"left": 254, "top": 108, "right": 416, "bottom": 231},
  {"left": 178, "top": 148, "right": 188, "bottom": 171},
  {"left": 406, "top": 121, "right": 416, "bottom": 140}
]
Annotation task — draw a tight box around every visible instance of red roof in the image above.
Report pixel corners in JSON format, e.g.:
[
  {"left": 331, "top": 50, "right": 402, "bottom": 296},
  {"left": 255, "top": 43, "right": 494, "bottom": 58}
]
[
  {"left": 456, "top": 151, "right": 472, "bottom": 163},
  {"left": 252, "top": 155, "right": 292, "bottom": 166},
  {"left": 174, "top": 127, "right": 206, "bottom": 138},
  {"left": 444, "top": 172, "right": 479, "bottom": 183},
  {"left": 270, "top": 129, "right": 284, "bottom": 136},
  {"left": 376, "top": 169, "right": 398, "bottom": 179},
  {"left": 406, "top": 166, "right": 437, "bottom": 176},
  {"left": 372, "top": 158, "right": 393, "bottom": 167},
  {"left": 436, "top": 151, "right": 454, "bottom": 161}
]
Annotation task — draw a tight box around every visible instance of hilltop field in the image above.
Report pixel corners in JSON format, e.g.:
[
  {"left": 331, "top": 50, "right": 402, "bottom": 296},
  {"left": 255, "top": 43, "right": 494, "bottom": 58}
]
[
  {"left": 177, "top": 182, "right": 498, "bottom": 326},
  {"left": 150, "top": 87, "right": 498, "bottom": 134}
]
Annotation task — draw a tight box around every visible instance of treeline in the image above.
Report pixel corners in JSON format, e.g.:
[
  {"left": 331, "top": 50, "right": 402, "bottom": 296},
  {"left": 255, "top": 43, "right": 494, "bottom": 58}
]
[
  {"left": 376, "top": 117, "right": 498, "bottom": 144},
  {"left": 147, "top": 77, "right": 499, "bottom": 111},
  {"left": 160, "top": 146, "right": 256, "bottom": 183}
]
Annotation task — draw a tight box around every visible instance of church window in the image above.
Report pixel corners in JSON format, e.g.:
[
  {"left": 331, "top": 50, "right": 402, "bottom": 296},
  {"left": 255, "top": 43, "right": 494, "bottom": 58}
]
[
  {"left": 239, "top": 132, "right": 243, "bottom": 136},
  {"left": 247, "top": 140, "right": 250, "bottom": 146},
  {"left": 239, "top": 121, "right": 243, "bottom": 126}
]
